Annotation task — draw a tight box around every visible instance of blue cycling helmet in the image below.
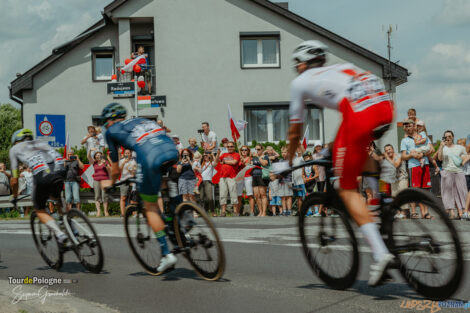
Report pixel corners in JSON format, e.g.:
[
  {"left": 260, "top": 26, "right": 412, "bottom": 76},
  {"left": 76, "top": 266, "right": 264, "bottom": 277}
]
[
  {"left": 101, "top": 102, "right": 126, "bottom": 126},
  {"left": 11, "top": 128, "right": 34, "bottom": 145}
]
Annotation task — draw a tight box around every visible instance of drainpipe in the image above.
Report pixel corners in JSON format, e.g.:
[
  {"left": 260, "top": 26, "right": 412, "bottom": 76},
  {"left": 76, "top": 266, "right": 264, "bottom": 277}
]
[{"left": 8, "top": 86, "right": 24, "bottom": 127}]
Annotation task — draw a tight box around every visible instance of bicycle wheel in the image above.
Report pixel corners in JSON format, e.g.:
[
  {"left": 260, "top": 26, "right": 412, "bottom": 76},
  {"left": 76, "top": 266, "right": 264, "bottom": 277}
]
[
  {"left": 30, "top": 211, "right": 63, "bottom": 270},
  {"left": 65, "top": 209, "right": 104, "bottom": 273},
  {"left": 387, "top": 188, "right": 464, "bottom": 300},
  {"left": 299, "top": 193, "right": 359, "bottom": 290},
  {"left": 124, "top": 205, "right": 165, "bottom": 275},
  {"left": 174, "top": 202, "right": 225, "bottom": 281}
]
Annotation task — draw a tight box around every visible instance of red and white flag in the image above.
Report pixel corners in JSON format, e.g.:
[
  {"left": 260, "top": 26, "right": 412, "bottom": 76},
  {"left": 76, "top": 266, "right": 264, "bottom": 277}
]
[
  {"left": 211, "top": 163, "right": 222, "bottom": 185},
  {"left": 79, "top": 164, "right": 95, "bottom": 189},
  {"left": 228, "top": 104, "right": 247, "bottom": 142},
  {"left": 121, "top": 55, "right": 146, "bottom": 73},
  {"left": 301, "top": 125, "right": 309, "bottom": 150},
  {"left": 63, "top": 132, "right": 70, "bottom": 159}
]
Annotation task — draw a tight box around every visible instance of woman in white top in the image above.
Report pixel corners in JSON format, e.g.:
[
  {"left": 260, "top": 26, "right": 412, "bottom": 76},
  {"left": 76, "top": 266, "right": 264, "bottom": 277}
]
[
  {"left": 461, "top": 141, "right": 470, "bottom": 219},
  {"left": 437, "top": 130, "right": 468, "bottom": 219},
  {"left": 199, "top": 152, "right": 216, "bottom": 216}
]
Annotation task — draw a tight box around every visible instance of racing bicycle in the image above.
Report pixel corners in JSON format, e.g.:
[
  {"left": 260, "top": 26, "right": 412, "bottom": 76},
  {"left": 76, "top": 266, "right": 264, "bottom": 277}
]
[
  {"left": 109, "top": 178, "right": 225, "bottom": 280},
  {"left": 13, "top": 195, "right": 104, "bottom": 273},
  {"left": 280, "top": 158, "right": 464, "bottom": 300}
]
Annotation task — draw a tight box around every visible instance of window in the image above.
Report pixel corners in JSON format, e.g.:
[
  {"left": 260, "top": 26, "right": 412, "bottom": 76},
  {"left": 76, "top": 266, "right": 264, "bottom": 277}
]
[
  {"left": 240, "top": 37, "right": 280, "bottom": 68},
  {"left": 244, "top": 105, "right": 323, "bottom": 144},
  {"left": 92, "top": 51, "right": 114, "bottom": 81}
]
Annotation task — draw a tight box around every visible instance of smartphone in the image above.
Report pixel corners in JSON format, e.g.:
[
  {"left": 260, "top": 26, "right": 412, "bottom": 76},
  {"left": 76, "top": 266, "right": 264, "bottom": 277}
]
[{"left": 70, "top": 156, "right": 77, "bottom": 161}]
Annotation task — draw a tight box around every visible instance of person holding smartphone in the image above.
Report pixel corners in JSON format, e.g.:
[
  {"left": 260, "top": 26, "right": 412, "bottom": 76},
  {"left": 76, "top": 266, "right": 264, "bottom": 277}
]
[
  {"left": 176, "top": 149, "right": 197, "bottom": 203},
  {"left": 64, "top": 151, "right": 84, "bottom": 211}
]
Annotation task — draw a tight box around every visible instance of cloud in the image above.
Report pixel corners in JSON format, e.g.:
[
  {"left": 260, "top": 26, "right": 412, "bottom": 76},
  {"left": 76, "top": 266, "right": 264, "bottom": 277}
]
[
  {"left": 0, "top": 0, "right": 110, "bottom": 104},
  {"left": 435, "top": 0, "right": 470, "bottom": 26},
  {"left": 40, "top": 12, "right": 95, "bottom": 53},
  {"left": 396, "top": 41, "right": 470, "bottom": 139}
]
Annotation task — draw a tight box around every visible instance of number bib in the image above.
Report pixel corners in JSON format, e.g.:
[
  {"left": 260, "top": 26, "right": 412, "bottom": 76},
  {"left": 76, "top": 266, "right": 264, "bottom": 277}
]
[
  {"left": 347, "top": 73, "right": 390, "bottom": 112},
  {"left": 27, "top": 154, "right": 49, "bottom": 175},
  {"left": 131, "top": 121, "right": 165, "bottom": 144}
]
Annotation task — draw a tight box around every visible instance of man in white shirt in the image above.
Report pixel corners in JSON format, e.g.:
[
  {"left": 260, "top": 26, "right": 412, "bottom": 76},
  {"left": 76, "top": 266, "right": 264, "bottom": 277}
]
[
  {"left": 200, "top": 122, "right": 217, "bottom": 153},
  {"left": 172, "top": 135, "right": 184, "bottom": 151},
  {"left": 81, "top": 126, "right": 102, "bottom": 163}
]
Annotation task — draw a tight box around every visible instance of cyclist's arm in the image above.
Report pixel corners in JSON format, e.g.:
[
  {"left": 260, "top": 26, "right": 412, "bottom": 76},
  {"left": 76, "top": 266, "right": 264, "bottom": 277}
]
[
  {"left": 106, "top": 132, "right": 121, "bottom": 183},
  {"left": 288, "top": 80, "right": 305, "bottom": 165}
]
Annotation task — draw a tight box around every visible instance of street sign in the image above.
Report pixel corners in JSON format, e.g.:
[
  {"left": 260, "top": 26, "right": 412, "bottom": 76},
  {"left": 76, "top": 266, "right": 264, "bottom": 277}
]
[
  {"left": 35, "top": 114, "right": 66, "bottom": 148},
  {"left": 107, "top": 82, "right": 135, "bottom": 98},
  {"left": 151, "top": 95, "right": 166, "bottom": 107},
  {"left": 137, "top": 95, "right": 166, "bottom": 109}
]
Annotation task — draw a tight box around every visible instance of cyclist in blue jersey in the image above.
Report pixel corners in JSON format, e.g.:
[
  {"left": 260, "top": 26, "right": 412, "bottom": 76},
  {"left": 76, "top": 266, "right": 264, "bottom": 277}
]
[{"left": 101, "top": 103, "right": 179, "bottom": 272}]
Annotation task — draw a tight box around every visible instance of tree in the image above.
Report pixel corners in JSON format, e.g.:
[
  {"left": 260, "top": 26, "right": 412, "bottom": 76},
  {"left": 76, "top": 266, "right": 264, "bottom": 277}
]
[{"left": 0, "top": 104, "right": 22, "bottom": 166}]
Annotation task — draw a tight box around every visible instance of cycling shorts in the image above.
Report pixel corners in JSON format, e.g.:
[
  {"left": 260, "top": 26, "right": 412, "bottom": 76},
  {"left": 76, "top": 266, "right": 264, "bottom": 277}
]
[
  {"left": 333, "top": 99, "right": 394, "bottom": 190},
  {"left": 135, "top": 135, "right": 178, "bottom": 202},
  {"left": 32, "top": 166, "right": 65, "bottom": 211}
]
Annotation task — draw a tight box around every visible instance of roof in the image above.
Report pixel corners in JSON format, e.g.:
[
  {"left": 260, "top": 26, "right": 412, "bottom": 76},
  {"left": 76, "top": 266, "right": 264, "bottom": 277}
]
[{"left": 10, "top": 0, "right": 409, "bottom": 99}]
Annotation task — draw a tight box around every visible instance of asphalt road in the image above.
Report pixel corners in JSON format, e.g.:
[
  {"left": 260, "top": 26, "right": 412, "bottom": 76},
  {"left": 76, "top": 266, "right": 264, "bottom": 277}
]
[{"left": 0, "top": 217, "right": 469, "bottom": 313}]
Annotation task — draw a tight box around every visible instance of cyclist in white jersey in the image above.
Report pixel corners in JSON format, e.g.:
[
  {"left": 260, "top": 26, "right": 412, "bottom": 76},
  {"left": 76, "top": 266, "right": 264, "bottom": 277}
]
[
  {"left": 287, "top": 40, "right": 395, "bottom": 286},
  {"left": 9, "top": 129, "right": 68, "bottom": 245}
]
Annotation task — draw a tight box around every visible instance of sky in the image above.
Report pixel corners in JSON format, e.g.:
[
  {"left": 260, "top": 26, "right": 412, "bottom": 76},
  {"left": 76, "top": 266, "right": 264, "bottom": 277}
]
[{"left": 0, "top": 0, "right": 469, "bottom": 140}]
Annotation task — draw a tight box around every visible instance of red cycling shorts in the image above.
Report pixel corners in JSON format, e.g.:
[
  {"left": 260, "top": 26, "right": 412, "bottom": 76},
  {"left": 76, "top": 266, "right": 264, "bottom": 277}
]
[
  {"left": 409, "top": 165, "right": 431, "bottom": 189},
  {"left": 333, "top": 98, "right": 394, "bottom": 190}
]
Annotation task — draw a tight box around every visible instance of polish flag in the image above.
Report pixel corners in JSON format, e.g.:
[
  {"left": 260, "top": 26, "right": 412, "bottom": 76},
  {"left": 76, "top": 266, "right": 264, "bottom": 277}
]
[
  {"left": 211, "top": 163, "right": 222, "bottom": 185},
  {"left": 63, "top": 133, "right": 70, "bottom": 159},
  {"left": 79, "top": 164, "right": 95, "bottom": 189},
  {"left": 301, "top": 125, "right": 309, "bottom": 150},
  {"left": 121, "top": 55, "right": 146, "bottom": 73},
  {"left": 228, "top": 104, "right": 247, "bottom": 142}
]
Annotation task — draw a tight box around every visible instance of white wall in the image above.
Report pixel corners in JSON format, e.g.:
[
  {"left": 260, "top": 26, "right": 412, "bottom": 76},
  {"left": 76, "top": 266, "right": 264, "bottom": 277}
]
[{"left": 23, "top": 0, "right": 398, "bottom": 151}]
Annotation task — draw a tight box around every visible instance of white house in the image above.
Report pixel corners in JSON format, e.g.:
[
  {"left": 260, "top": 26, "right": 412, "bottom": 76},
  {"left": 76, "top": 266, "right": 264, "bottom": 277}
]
[{"left": 9, "top": 0, "right": 409, "bottom": 150}]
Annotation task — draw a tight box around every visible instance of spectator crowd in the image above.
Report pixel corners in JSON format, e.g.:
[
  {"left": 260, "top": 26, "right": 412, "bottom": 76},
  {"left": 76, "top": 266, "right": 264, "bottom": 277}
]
[{"left": 1, "top": 110, "right": 470, "bottom": 221}]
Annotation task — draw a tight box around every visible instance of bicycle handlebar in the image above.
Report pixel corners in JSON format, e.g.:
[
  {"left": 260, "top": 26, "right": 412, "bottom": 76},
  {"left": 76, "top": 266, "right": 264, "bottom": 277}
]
[{"left": 104, "top": 178, "right": 137, "bottom": 192}]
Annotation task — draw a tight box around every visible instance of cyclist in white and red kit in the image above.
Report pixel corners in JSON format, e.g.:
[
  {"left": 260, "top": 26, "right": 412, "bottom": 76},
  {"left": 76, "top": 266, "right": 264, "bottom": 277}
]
[{"left": 287, "top": 40, "right": 395, "bottom": 286}]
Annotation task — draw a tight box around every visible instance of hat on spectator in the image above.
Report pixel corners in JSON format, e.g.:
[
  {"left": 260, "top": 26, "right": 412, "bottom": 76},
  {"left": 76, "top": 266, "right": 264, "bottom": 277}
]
[
  {"left": 171, "top": 134, "right": 179, "bottom": 139},
  {"left": 221, "top": 137, "right": 229, "bottom": 143},
  {"left": 403, "top": 119, "right": 415, "bottom": 125},
  {"left": 313, "top": 140, "right": 322, "bottom": 147},
  {"left": 416, "top": 120, "right": 425, "bottom": 126}
]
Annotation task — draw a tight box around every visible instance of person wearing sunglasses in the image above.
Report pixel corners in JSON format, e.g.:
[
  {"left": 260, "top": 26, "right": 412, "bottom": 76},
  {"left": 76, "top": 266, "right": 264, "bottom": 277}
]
[
  {"left": 237, "top": 145, "right": 255, "bottom": 216},
  {"left": 200, "top": 152, "right": 216, "bottom": 216},
  {"left": 176, "top": 149, "right": 198, "bottom": 203},
  {"left": 215, "top": 142, "right": 240, "bottom": 217},
  {"left": 251, "top": 144, "right": 269, "bottom": 216},
  {"left": 437, "top": 130, "right": 468, "bottom": 220}
]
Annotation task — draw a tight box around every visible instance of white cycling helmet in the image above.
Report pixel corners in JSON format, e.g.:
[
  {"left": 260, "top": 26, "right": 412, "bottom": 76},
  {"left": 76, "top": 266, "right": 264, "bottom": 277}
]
[{"left": 292, "top": 40, "right": 328, "bottom": 64}]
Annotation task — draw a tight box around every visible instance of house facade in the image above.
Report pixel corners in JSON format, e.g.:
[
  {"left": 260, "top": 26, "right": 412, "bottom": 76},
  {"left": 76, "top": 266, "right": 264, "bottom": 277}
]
[{"left": 10, "top": 0, "right": 409, "bottom": 149}]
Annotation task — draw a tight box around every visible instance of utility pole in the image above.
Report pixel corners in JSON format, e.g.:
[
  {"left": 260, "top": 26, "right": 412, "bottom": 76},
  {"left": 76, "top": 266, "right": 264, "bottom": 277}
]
[
  {"left": 383, "top": 24, "right": 397, "bottom": 99},
  {"left": 386, "top": 25, "right": 393, "bottom": 93}
]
